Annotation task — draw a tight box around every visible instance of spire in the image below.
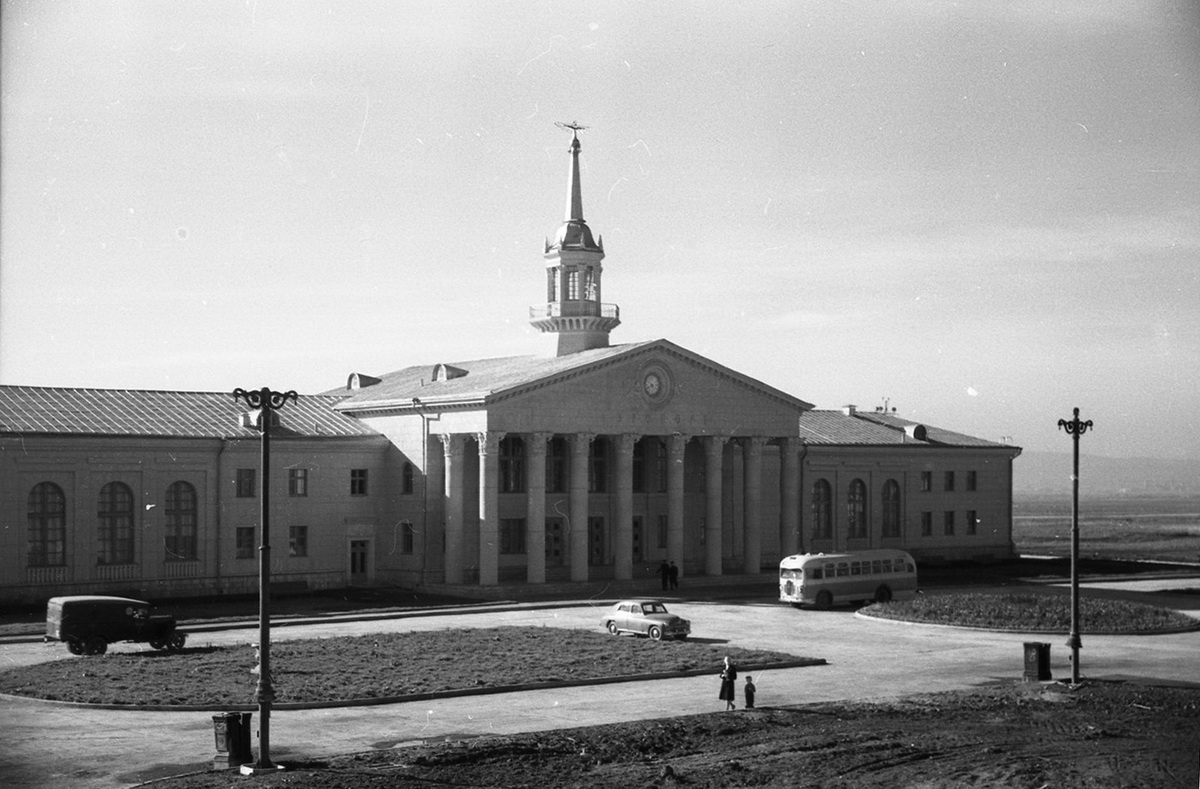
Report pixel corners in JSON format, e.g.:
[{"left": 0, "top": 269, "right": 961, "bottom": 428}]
[{"left": 531, "top": 123, "right": 620, "bottom": 356}]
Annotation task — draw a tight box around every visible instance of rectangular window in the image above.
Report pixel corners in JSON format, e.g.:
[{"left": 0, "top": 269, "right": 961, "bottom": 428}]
[
  {"left": 632, "top": 440, "right": 646, "bottom": 494},
  {"left": 288, "top": 525, "right": 308, "bottom": 557},
  {"left": 966, "top": 471, "right": 977, "bottom": 492},
  {"left": 567, "top": 269, "right": 580, "bottom": 299},
  {"left": 547, "top": 437, "right": 567, "bottom": 494},
  {"left": 967, "top": 510, "right": 978, "bottom": 535},
  {"left": 943, "top": 511, "right": 956, "bottom": 536},
  {"left": 288, "top": 468, "right": 308, "bottom": 497},
  {"left": 236, "top": 527, "right": 256, "bottom": 559},
  {"left": 401, "top": 521, "right": 415, "bottom": 554},
  {"left": 944, "top": 471, "right": 955, "bottom": 492},
  {"left": 500, "top": 518, "right": 526, "bottom": 554},
  {"left": 655, "top": 439, "right": 668, "bottom": 492},
  {"left": 657, "top": 514, "right": 668, "bottom": 549},
  {"left": 236, "top": 468, "right": 256, "bottom": 498},
  {"left": 500, "top": 437, "right": 525, "bottom": 493},
  {"left": 920, "top": 471, "right": 932, "bottom": 492},
  {"left": 350, "top": 469, "right": 368, "bottom": 496},
  {"left": 921, "top": 511, "right": 933, "bottom": 537},
  {"left": 589, "top": 439, "right": 608, "bottom": 493}
]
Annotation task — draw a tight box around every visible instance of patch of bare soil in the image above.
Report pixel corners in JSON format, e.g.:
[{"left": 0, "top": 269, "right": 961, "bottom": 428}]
[{"left": 153, "top": 681, "right": 1200, "bottom": 788}]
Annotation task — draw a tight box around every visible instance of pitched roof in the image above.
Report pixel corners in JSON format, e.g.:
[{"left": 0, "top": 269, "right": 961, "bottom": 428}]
[
  {"left": 797, "top": 409, "right": 1010, "bottom": 448},
  {"left": 331, "top": 339, "right": 814, "bottom": 414},
  {"left": 0, "top": 386, "right": 381, "bottom": 439}
]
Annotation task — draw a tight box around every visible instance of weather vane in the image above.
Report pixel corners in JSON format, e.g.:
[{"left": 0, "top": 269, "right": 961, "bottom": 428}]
[{"left": 555, "top": 120, "right": 588, "bottom": 140}]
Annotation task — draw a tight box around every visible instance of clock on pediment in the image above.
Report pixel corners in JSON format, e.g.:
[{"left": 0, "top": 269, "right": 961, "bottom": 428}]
[{"left": 638, "top": 363, "right": 673, "bottom": 406}]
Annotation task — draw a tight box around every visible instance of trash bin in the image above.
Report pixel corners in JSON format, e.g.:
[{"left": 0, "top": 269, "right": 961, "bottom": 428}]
[
  {"left": 1023, "top": 642, "right": 1051, "bottom": 682},
  {"left": 212, "top": 711, "right": 254, "bottom": 769}
]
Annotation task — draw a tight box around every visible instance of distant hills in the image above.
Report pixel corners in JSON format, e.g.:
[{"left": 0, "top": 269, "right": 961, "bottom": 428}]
[{"left": 1013, "top": 451, "right": 1200, "bottom": 496}]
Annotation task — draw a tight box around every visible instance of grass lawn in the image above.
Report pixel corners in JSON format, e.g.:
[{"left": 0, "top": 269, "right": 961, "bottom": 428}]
[
  {"left": 862, "top": 592, "right": 1199, "bottom": 632},
  {"left": 0, "top": 626, "right": 815, "bottom": 706}
]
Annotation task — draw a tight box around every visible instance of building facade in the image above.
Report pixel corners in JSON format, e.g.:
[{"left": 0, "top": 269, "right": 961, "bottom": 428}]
[{"left": 0, "top": 133, "right": 1020, "bottom": 605}]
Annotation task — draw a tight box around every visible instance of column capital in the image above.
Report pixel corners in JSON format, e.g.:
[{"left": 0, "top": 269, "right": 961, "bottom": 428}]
[
  {"left": 742, "top": 436, "right": 768, "bottom": 454},
  {"left": 438, "top": 433, "right": 464, "bottom": 455},
  {"left": 668, "top": 433, "right": 690, "bottom": 455},
  {"left": 528, "top": 431, "right": 554, "bottom": 448},
  {"left": 615, "top": 433, "right": 640, "bottom": 452},
  {"left": 476, "top": 431, "right": 504, "bottom": 454},
  {"left": 704, "top": 434, "right": 730, "bottom": 457}
]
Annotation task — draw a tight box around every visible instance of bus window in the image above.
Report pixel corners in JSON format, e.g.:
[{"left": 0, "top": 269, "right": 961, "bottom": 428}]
[
  {"left": 836, "top": 563, "right": 849, "bottom": 577},
  {"left": 810, "top": 568, "right": 822, "bottom": 579},
  {"left": 880, "top": 559, "right": 892, "bottom": 574},
  {"left": 871, "top": 560, "right": 881, "bottom": 575},
  {"left": 850, "top": 562, "right": 861, "bottom": 576},
  {"left": 824, "top": 564, "right": 836, "bottom": 577}
]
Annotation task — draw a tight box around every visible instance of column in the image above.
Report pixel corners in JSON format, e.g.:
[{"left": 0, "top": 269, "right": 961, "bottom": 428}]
[
  {"left": 667, "top": 434, "right": 688, "bottom": 579},
  {"left": 440, "top": 434, "right": 465, "bottom": 584},
  {"left": 477, "top": 431, "right": 501, "bottom": 586},
  {"left": 779, "top": 438, "right": 801, "bottom": 557},
  {"left": 742, "top": 436, "right": 766, "bottom": 574},
  {"left": 525, "top": 432, "right": 551, "bottom": 584},
  {"left": 613, "top": 433, "right": 638, "bottom": 580},
  {"left": 569, "top": 433, "right": 593, "bottom": 582},
  {"left": 704, "top": 435, "right": 727, "bottom": 576}
]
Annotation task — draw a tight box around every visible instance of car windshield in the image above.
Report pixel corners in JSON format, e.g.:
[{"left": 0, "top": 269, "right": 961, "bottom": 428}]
[{"left": 643, "top": 603, "right": 667, "bottom": 614}]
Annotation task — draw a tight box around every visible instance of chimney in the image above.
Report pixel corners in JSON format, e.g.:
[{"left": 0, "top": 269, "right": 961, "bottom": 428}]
[{"left": 842, "top": 404, "right": 857, "bottom": 416}]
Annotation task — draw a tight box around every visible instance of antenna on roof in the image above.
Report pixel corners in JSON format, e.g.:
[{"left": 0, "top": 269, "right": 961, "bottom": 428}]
[{"left": 875, "top": 397, "right": 896, "bottom": 414}]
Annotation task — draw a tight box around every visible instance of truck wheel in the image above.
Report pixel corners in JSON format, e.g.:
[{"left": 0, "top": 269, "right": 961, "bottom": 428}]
[
  {"left": 84, "top": 637, "right": 108, "bottom": 656},
  {"left": 66, "top": 640, "right": 84, "bottom": 655},
  {"left": 815, "top": 590, "right": 833, "bottom": 610},
  {"left": 167, "top": 633, "right": 186, "bottom": 651}
]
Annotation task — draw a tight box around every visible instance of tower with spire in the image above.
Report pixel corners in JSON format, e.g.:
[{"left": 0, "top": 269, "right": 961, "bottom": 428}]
[{"left": 529, "top": 123, "right": 620, "bottom": 356}]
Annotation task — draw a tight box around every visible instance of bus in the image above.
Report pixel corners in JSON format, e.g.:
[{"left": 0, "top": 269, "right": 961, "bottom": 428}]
[{"left": 779, "top": 549, "right": 918, "bottom": 609}]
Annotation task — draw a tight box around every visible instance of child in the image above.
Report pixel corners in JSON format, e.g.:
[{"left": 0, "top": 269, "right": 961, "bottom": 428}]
[{"left": 743, "top": 675, "right": 756, "bottom": 709}]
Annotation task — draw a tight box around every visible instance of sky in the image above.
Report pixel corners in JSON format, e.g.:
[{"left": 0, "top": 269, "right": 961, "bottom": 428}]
[{"left": 2, "top": 1, "right": 1198, "bottom": 460}]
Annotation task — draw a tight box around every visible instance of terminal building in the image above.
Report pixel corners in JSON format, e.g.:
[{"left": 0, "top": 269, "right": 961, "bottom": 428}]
[{"left": 0, "top": 132, "right": 1021, "bottom": 605}]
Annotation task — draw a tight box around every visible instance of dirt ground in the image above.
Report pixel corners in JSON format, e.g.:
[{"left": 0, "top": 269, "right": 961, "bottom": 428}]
[{"left": 153, "top": 680, "right": 1199, "bottom": 788}]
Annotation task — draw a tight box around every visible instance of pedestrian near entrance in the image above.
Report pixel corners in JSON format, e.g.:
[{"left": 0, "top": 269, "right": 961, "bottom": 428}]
[
  {"left": 743, "top": 675, "right": 756, "bottom": 709},
  {"left": 669, "top": 561, "right": 679, "bottom": 590},
  {"left": 658, "top": 560, "right": 670, "bottom": 590},
  {"left": 718, "top": 656, "right": 738, "bottom": 710}
]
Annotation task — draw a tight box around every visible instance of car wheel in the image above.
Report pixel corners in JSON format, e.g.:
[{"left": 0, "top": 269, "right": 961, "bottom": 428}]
[
  {"left": 167, "top": 633, "right": 186, "bottom": 651},
  {"left": 607, "top": 621, "right": 619, "bottom": 635},
  {"left": 149, "top": 639, "right": 166, "bottom": 650},
  {"left": 84, "top": 637, "right": 108, "bottom": 656},
  {"left": 66, "top": 640, "right": 84, "bottom": 655},
  {"left": 675, "top": 634, "right": 688, "bottom": 641},
  {"left": 648, "top": 625, "right": 663, "bottom": 641},
  {"left": 815, "top": 590, "right": 833, "bottom": 610},
  {"left": 874, "top": 585, "right": 893, "bottom": 604}
]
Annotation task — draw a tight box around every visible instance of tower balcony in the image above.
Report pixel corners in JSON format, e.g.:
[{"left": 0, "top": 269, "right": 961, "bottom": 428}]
[{"left": 529, "top": 302, "right": 620, "bottom": 321}]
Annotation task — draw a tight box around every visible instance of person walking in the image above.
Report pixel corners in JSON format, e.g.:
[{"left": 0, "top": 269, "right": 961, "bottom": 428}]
[
  {"left": 668, "top": 561, "right": 679, "bottom": 590},
  {"left": 658, "top": 559, "right": 670, "bottom": 591},
  {"left": 743, "top": 675, "right": 756, "bottom": 709},
  {"left": 718, "top": 656, "right": 738, "bottom": 710}
]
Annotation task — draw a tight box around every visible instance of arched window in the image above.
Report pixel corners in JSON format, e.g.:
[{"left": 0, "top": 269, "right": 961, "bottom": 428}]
[
  {"left": 28, "top": 482, "right": 66, "bottom": 567},
  {"left": 499, "top": 436, "right": 526, "bottom": 493},
  {"left": 847, "top": 479, "right": 868, "bottom": 539},
  {"left": 98, "top": 482, "right": 135, "bottom": 565},
  {"left": 164, "top": 481, "right": 198, "bottom": 561},
  {"left": 881, "top": 479, "right": 902, "bottom": 538},
  {"left": 811, "top": 479, "right": 832, "bottom": 540}
]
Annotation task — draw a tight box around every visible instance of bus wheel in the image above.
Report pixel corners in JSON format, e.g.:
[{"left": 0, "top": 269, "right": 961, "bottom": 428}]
[
  {"left": 815, "top": 591, "right": 833, "bottom": 610},
  {"left": 874, "top": 585, "right": 893, "bottom": 603}
]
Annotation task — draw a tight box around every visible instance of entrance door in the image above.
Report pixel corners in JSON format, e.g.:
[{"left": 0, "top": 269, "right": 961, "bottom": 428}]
[
  {"left": 632, "top": 516, "right": 643, "bottom": 563},
  {"left": 545, "top": 519, "right": 564, "bottom": 567},
  {"left": 349, "top": 540, "right": 369, "bottom": 584}
]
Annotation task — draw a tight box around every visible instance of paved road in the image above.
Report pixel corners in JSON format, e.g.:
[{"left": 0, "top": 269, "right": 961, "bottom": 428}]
[{"left": 2, "top": 582, "right": 1198, "bottom": 789}]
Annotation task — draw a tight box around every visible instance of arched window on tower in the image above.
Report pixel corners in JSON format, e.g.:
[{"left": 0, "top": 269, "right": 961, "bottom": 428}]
[
  {"left": 28, "top": 482, "right": 66, "bottom": 567},
  {"left": 811, "top": 479, "right": 832, "bottom": 540},
  {"left": 98, "top": 482, "right": 135, "bottom": 565},
  {"left": 881, "top": 479, "right": 902, "bottom": 538},
  {"left": 847, "top": 479, "right": 868, "bottom": 539}
]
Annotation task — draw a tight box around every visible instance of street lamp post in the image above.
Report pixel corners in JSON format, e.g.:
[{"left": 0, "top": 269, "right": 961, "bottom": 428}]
[
  {"left": 1057, "top": 406, "right": 1093, "bottom": 685},
  {"left": 233, "top": 386, "right": 297, "bottom": 772}
]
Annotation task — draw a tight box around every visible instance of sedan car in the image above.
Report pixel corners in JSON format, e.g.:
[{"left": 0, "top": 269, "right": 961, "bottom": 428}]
[{"left": 599, "top": 599, "right": 691, "bottom": 641}]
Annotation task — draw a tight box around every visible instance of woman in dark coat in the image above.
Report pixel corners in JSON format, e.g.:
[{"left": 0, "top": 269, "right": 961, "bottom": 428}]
[{"left": 718, "top": 656, "right": 738, "bottom": 710}]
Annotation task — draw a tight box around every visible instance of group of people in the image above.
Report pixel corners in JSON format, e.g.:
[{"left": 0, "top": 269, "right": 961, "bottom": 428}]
[
  {"left": 657, "top": 559, "right": 680, "bottom": 590},
  {"left": 718, "top": 655, "right": 755, "bottom": 710}
]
